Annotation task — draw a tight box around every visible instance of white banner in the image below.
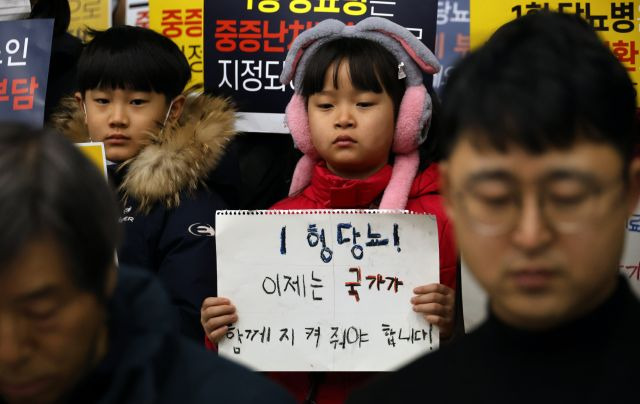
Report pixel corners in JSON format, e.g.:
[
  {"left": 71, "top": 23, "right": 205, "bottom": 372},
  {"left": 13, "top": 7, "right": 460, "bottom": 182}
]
[
  {"left": 621, "top": 202, "right": 640, "bottom": 297},
  {"left": 216, "top": 210, "right": 440, "bottom": 371}
]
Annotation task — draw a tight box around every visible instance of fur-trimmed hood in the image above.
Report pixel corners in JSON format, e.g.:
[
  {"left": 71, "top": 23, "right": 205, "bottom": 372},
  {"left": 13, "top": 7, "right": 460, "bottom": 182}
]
[{"left": 51, "top": 88, "right": 237, "bottom": 211}]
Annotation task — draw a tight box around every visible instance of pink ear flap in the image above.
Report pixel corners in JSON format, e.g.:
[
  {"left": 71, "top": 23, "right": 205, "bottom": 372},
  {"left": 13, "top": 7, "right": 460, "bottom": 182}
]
[
  {"left": 285, "top": 94, "right": 317, "bottom": 157},
  {"left": 289, "top": 154, "right": 316, "bottom": 196},
  {"left": 393, "top": 86, "right": 427, "bottom": 154},
  {"left": 379, "top": 151, "right": 419, "bottom": 210}
]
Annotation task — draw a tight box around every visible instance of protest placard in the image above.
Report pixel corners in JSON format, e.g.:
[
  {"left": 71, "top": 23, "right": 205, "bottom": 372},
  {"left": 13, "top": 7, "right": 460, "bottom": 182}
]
[
  {"left": 204, "top": 0, "right": 438, "bottom": 133},
  {"left": 217, "top": 210, "right": 440, "bottom": 371},
  {"left": 470, "top": 0, "right": 640, "bottom": 103},
  {"left": 0, "top": 18, "right": 53, "bottom": 127}
]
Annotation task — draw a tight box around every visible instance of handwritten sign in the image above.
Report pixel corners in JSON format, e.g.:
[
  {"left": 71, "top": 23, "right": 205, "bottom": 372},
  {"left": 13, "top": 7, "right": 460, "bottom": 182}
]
[
  {"left": 621, "top": 202, "right": 640, "bottom": 297},
  {"left": 126, "top": 0, "right": 149, "bottom": 28},
  {"left": 149, "top": 0, "right": 203, "bottom": 86},
  {"left": 204, "top": 0, "right": 438, "bottom": 133},
  {"left": 470, "top": 0, "right": 640, "bottom": 104},
  {"left": 68, "top": 0, "right": 112, "bottom": 42},
  {"left": 77, "top": 142, "right": 108, "bottom": 179},
  {"left": 216, "top": 210, "right": 440, "bottom": 371},
  {"left": 0, "top": 19, "right": 53, "bottom": 127}
]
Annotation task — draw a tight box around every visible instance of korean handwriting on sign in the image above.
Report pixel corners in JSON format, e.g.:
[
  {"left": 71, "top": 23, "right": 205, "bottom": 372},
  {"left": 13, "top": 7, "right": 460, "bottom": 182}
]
[
  {"left": 620, "top": 262, "right": 640, "bottom": 281},
  {"left": 245, "top": 0, "right": 368, "bottom": 15},
  {"left": 262, "top": 271, "right": 324, "bottom": 300},
  {"left": 224, "top": 324, "right": 433, "bottom": 354},
  {"left": 511, "top": 2, "right": 636, "bottom": 33},
  {"left": 345, "top": 266, "right": 404, "bottom": 302},
  {"left": 279, "top": 223, "right": 402, "bottom": 263},
  {"left": 381, "top": 323, "right": 433, "bottom": 348},
  {"left": 626, "top": 214, "right": 640, "bottom": 232}
]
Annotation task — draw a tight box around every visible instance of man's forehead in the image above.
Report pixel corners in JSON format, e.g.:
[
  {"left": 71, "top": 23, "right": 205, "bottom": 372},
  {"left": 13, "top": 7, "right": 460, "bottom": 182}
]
[
  {"left": 447, "top": 137, "right": 624, "bottom": 180},
  {"left": 0, "top": 239, "right": 74, "bottom": 303}
]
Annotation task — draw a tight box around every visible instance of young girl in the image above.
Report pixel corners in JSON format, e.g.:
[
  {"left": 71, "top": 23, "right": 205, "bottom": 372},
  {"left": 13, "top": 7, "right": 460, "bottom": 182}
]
[
  {"left": 52, "top": 26, "right": 239, "bottom": 342},
  {"left": 201, "top": 17, "right": 457, "bottom": 403}
]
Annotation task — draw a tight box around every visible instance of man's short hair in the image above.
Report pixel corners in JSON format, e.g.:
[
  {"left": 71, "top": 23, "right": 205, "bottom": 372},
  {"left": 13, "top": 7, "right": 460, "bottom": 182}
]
[
  {"left": 441, "top": 12, "right": 637, "bottom": 167},
  {"left": 77, "top": 25, "right": 191, "bottom": 101},
  {"left": 0, "top": 124, "right": 120, "bottom": 300}
]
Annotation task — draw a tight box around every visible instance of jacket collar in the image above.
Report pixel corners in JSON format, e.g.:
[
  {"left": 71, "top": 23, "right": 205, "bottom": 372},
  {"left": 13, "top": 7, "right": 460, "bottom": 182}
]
[
  {"left": 50, "top": 87, "right": 237, "bottom": 212},
  {"left": 301, "top": 162, "right": 441, "bottom": 209},
  {"left": 303, "top": 163, "right": 392, "bottom": 208}
]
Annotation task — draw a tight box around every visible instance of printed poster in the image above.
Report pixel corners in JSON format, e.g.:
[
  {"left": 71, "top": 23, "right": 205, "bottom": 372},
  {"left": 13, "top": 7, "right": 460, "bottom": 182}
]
[
  {"left": 68, "top": 0, "right": 112, "bottom": 42},
  {"left": 149, "top": 0, "right": 203, "bottom": 86},
  {"left": 433, "top": 0, "right": 470, "bottom": 94},
  {"left": 0, "top": 18, "right": 53, "bottom": 127},
  {"left": 470, "top": 0, "right": 640, "bottom": 103},
  {"left": 204, "top": 0, "right": 438, "bottom": 133},
  {"left": 77, "top": 142, "right": 108, "bottom": 179},
  {"left": 126, "top": 0, "right": 149, "bottom": 28}
]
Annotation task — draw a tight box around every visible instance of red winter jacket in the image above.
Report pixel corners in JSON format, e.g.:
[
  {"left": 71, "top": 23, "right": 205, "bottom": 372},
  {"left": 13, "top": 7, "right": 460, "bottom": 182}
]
[{"left": 265, "top": 162, "right": 457, "bottom": 403}]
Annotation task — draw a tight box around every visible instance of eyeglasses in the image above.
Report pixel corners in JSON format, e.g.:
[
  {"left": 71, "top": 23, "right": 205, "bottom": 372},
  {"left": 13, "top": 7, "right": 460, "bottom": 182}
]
[{"left": 454, "top": 174, "right": 626, "bottom": 236}]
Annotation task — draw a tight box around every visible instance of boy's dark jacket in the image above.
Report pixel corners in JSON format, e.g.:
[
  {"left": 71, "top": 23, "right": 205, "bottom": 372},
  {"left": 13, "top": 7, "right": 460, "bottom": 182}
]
[
  {"left": 0, "top": 265, "right": 293, "bottom": 404},
  {"left": 51, "top": 90, "right": 239, "bottom": 342}
]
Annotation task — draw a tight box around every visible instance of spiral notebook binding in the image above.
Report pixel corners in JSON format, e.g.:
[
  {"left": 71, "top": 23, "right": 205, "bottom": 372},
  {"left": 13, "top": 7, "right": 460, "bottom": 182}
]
[{"left": 216, "top": 209, "right": 431, "bottom": 216}]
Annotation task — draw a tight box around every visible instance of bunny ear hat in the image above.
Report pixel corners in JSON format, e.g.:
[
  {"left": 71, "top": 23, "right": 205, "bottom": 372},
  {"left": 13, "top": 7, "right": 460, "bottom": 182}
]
[{"left": 280, "top": 17, "right": 441, "bottom": 209}]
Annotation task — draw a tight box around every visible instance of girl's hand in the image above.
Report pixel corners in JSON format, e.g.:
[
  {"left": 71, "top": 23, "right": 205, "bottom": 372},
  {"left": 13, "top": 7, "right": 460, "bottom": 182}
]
[
  {"left": 411, "top": 283, "right": 455, "bottom": 340},
  {"left": 200, "top": 297, "right": 238, "bottom": 344}
]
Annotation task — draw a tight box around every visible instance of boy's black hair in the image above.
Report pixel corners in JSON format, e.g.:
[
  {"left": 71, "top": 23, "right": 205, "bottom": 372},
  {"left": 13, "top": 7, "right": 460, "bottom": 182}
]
[
  {"left": 0, "top": 124, "right": 120, "bottom": 301},
  {"left": 441, "top": 11, "right": 637, "bottom": 167},
  {"left": 77, "top": 26, "right": 191, "bottom": 101},
  {"left": 300, "top": 37, "right": 406, "bottom": 119}
]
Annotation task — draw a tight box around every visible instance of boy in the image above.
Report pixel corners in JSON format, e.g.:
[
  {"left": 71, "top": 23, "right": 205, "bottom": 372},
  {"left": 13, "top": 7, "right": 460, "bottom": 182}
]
[{"left": 53, "top": 26, "right": 239, "bottom": 342}]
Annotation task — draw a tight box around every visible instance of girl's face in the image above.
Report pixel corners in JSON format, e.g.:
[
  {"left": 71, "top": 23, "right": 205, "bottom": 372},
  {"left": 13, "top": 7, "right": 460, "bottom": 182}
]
[
  {"left": 307, "top": 61, "right": 395, "bottom": 179},
  {"left": 77, "top": 88, "right": 170, "bottom": 163}
]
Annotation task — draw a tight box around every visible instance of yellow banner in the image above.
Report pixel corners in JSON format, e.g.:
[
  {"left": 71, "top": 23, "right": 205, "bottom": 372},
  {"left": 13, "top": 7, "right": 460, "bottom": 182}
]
[
  {"left": 68, "top": 0, "right": 112, "bottom": 42},
  {"left": 77, "top": 142, "right": 108, "bottom": 179},
  {"left": 149, "top": 0, "right": 203, "bottom": 87},
  {"left": 470, "top": 0, "right": 640, "bottom": 103}
]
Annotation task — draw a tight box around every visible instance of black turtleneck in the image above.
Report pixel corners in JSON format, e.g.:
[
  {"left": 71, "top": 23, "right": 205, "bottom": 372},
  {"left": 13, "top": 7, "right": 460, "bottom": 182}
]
[{"left": 348, "top": 275, "right": 640, "bottom": 404}]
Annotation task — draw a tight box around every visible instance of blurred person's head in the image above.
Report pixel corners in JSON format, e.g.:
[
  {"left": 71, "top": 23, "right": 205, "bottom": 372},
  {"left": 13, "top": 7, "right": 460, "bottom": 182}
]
[
  {"left": 0, "top": 124, "right": 120, "bottom": 404},
  {"left": 439, "top": 12, "right": 640, "bottom": 330}
]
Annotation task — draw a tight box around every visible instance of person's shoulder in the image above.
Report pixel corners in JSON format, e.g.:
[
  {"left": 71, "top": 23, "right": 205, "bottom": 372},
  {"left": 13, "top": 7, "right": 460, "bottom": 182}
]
[
  {"left": 348, "top": 326, "right": 493, "bottom": 403},
  {"left": 159, "top": 339, "right": 294, "bottom": 403},
  {"left": 348, "top": 346, "right": 457, "bottom": 403}
]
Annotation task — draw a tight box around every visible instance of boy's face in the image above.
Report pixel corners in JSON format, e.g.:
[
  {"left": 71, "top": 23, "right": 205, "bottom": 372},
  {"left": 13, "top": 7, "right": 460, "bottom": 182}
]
[
  {"left": 441, "top": 137, "right": 640, "bottom": 330},
  {"left": 79, "top": 88, "right": 170, "bottom": 163},
  {"left": 307, "top": 61, "right": 395, "bottom": 179},
  {"left": 0, "top": 237, "right": 111, "bottom": 404}
]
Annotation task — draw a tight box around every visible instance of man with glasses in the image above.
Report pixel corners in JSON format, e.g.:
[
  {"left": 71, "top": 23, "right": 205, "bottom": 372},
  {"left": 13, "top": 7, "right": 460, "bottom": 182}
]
[{"left": 349, "top": 11, "right": 640, "bottom": 403}]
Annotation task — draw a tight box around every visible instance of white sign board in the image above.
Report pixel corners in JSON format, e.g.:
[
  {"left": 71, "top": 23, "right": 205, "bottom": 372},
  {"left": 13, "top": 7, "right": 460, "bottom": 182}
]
[
  {"left": 621, "top": 202, "right": 640, "bottom": 297},
  {"left": 216, "top": 210, "right": 440, "bottom": 372}
]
